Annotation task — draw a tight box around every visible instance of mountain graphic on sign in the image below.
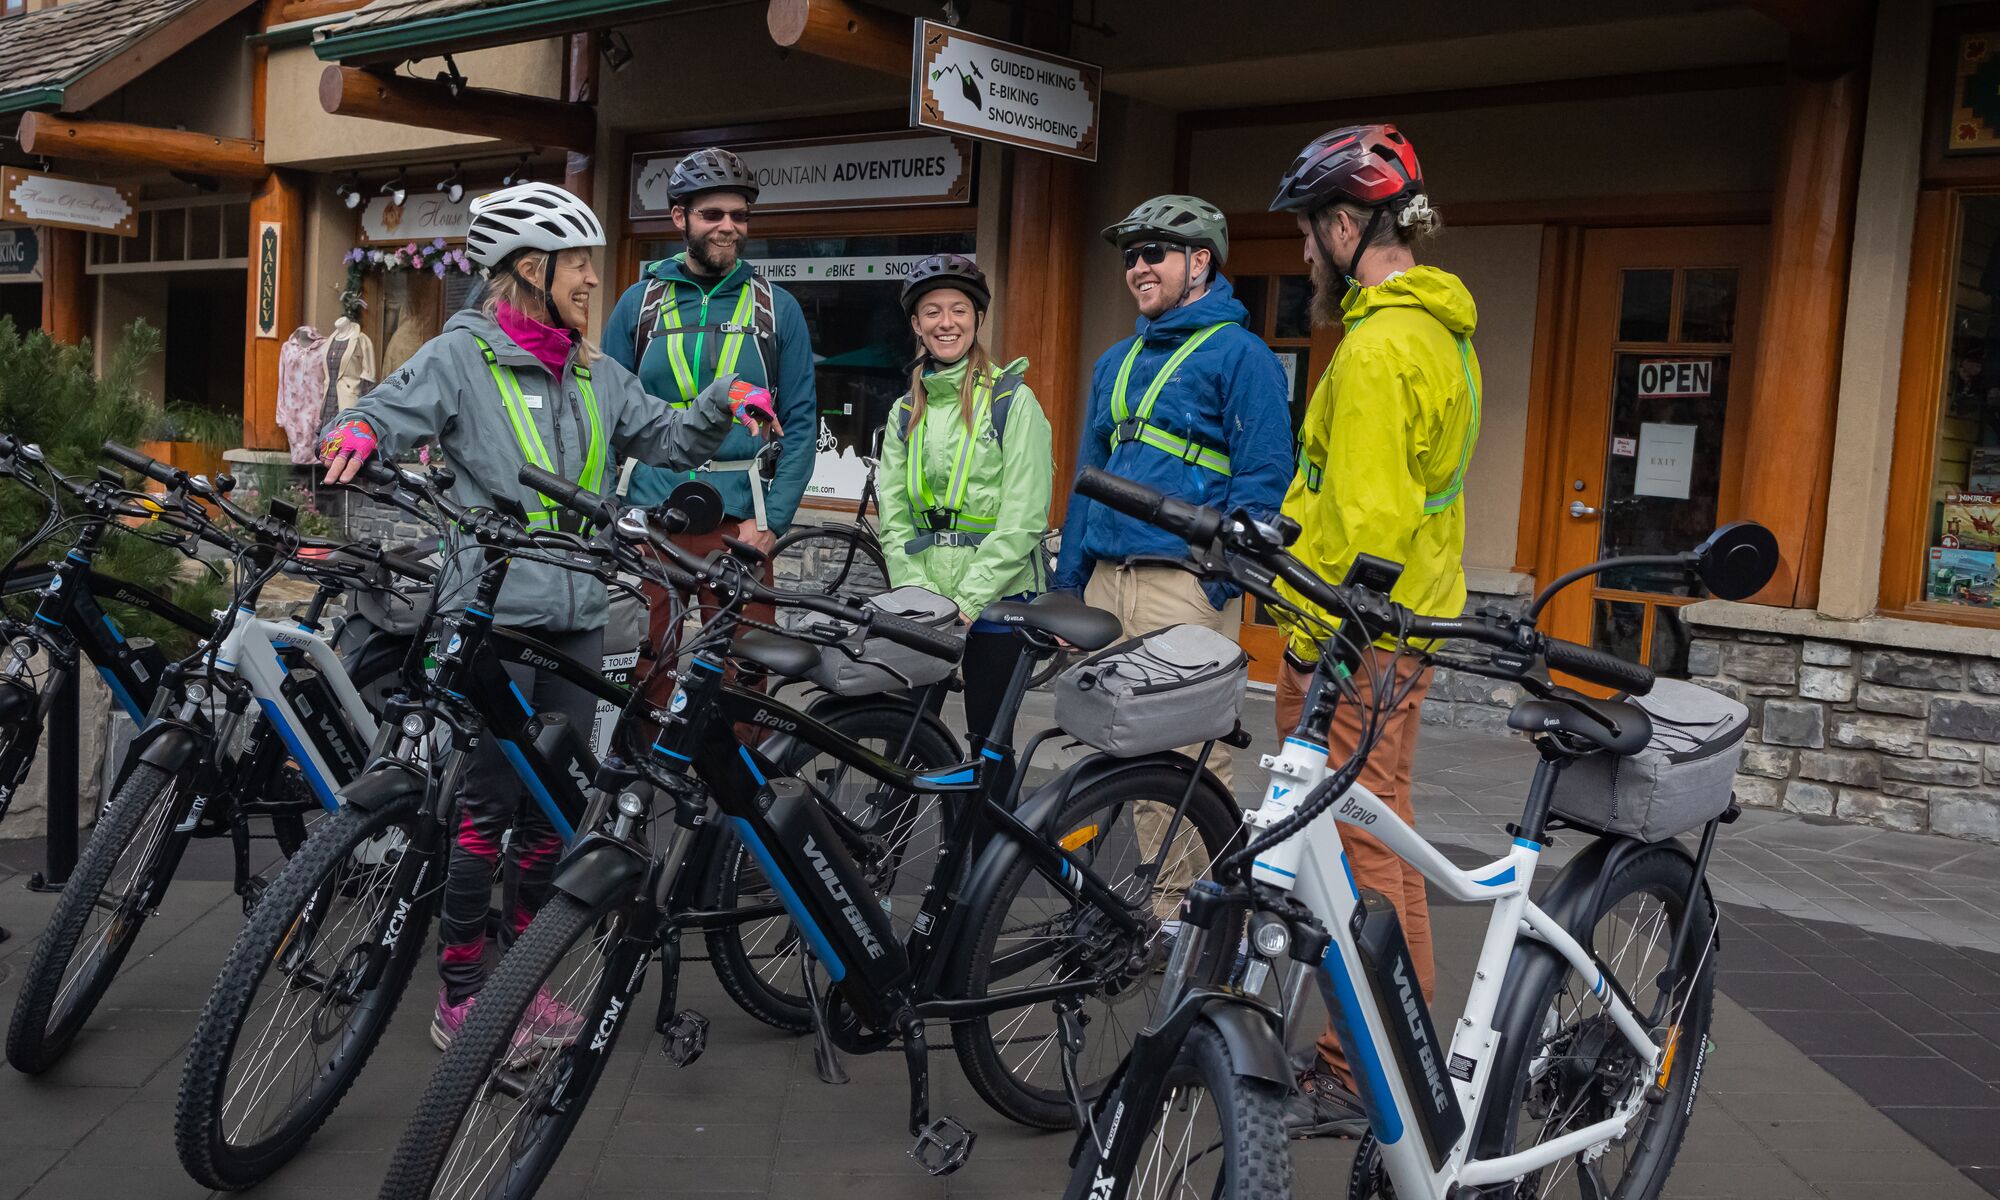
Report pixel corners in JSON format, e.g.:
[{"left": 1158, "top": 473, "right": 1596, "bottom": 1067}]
[{"left": 930, "top": 61, "right": 986, "bottom": 110}]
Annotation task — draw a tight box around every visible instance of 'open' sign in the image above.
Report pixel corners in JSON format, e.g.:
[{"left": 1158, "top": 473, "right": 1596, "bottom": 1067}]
[{"left": 1636, "top": 359, "right": 1713, "bottom": 399}]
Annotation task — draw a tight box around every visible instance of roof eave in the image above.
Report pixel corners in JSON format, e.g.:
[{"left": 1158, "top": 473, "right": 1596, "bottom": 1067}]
[
  {"left": 313, "top": 0, "right": 674, "bottom": 64},
  {"left": 0, "top": 85, "right": 70, "bottom": 117}
]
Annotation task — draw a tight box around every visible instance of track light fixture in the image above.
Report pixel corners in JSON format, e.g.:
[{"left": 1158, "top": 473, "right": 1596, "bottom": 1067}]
[
  {"left": 380, "top": 172, "right": 408, "bottom": 207},
  {"left": 501, "top": 154, "right": 531, "bottom": 188},
  {"left": 437, "top": 164, "right": 464, "bottom": 204},
  {"left": 337, "top": 173, "right": 363, "bottom": 210}
]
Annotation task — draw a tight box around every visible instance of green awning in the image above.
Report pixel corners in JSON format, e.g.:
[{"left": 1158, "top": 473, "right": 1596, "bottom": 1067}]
[{"left": 313, "top": 0, "right": 677, "bottom": 64}]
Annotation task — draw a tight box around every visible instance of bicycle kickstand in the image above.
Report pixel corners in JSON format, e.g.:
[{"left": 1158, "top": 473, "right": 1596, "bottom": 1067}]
[
  {"left": 798, "top": 950, "right": 849, "bottom": 1085},
  {"left": 1055, "top": 1001, "right": 1095, "bottom": 1136}
]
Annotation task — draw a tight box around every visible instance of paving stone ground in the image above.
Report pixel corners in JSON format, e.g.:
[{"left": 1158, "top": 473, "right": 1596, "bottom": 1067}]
[{"left": 0, "top": 692, "right": 1993, "bottom": 1199}]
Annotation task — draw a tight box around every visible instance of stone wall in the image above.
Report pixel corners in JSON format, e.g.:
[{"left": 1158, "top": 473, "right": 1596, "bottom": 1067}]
[
  {"left": 1686, "top": 621, "right": 2000, "bottom": 845},
  {"left": 1421, "top": 586, "right": 1530, "bottom": 733}
]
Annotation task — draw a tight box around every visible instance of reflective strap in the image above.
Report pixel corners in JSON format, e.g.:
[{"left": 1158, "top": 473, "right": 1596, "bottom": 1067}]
[
  {"left": 706, "top": 458, "right": 768, "bottom": 530},
  {"left": 658, "top": 283, "right": 699, "bottom": 405},
  {"left": 1298, "top": 444, "right": 1324, "bottom": 494},
  {"left": 1109, "top": 323, "right": 1231, "bottom": 424},
  {"left": 474, "top": 335, "right": 559, "bottom": 528},
  {"left": 1117, "top": 418, "right": 1233, "bottom": 476},
  {"left": 714, "top": 286, "right": 756, "bottom": 378},
  {"left": 575, "top": 365, "right": 607, "bottom": 496},
  {"left": 903, "top": 373, "right": 999, "bottom": 549},
  {"left": 1421, "top": 334, "right": 1482, "bottom": 513},
  {"left": 905, "top": 529, "right": 990, "bottom": 554},
  {"left": 658, "top": 277, "right": 756, "bottom": 406}
]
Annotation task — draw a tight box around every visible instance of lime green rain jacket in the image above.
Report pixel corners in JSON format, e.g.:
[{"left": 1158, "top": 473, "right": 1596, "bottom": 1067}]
[
  {"left": 877, "top": 356, "right": 1053, "bottom": 618},
  {"left": 1277, "top": 266, "right": 1484, "bottom": 658}
]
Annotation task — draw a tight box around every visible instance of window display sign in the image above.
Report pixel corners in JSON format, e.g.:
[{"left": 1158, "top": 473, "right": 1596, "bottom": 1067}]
[
  {"left": 1940, "top": 493, "right": 2000, "bottom": 551},
  {"left": 1, "top": 168, "right": 137, "bottom": 237},
  {"left": 912, "top": 19, "right": 1101, "bottom": 161},
  {"left": 0, "top": 227, "right": 38, "bottom": 281},
  {"left": 629, "top": 133, "right": 972, "bottom": 219},
  {"left": 1636, "top": 359, "right": 1713, "bottom": 399},
  {"left": 359, "top": 194, "right": 473, "bottom": 244},
  {"left": 1633, "top": 422, "right": 1697, "bottom": 499}
]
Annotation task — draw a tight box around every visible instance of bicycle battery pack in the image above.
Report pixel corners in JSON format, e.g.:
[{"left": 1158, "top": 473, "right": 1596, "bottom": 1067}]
[
  {"left": 278, "top": 662, "right": 368, "bottom": 785},
  {"left": 1352, "top": 888, "right": 1464, "bottom": 1167},
  {"left": 757, "top": 775, "right": 910, "bottom": 1018},
  {"left": 530, "top": 709, "right": 599, "bottom": 801}
]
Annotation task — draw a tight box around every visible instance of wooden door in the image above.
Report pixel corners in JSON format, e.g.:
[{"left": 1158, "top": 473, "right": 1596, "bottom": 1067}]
[
  {"left": 1542, "top": 226, "right": 1767, "bottom": 680},
  {"left": 1227, "top": 237, "right": 1341, "bottom": 683}
]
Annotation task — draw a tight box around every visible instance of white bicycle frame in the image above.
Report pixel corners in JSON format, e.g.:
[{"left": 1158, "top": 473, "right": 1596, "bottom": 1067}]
[
  {"left": 209, "top": 606, "right": 379, "bottom": 809},
  {"left": 1247, "top": 732, "right": 1663, "bottom": 1198}
]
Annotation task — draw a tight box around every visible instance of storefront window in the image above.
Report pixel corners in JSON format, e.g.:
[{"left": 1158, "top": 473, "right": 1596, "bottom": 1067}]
[
  {"left": 629, "top": 231, "right": 976, "bottom": 503},
  {"left": 1926, "top": 194, "right": 2000, "bottom": 611}
]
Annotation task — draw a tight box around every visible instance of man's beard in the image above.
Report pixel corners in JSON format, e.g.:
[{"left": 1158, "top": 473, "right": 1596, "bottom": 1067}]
[
  {"left": 686, "top": 230, "right": 739, "bottom": 276},
  {"left": 1308, "top": 255, "right": 1343, "bottom": 328}
]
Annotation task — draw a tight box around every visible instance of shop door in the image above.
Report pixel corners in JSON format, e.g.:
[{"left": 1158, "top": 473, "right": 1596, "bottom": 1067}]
[
  {"left": 1227, "top": 238, "right": 1341, "bottom": 683},
  {"left": 1543, "top": 226, "right": 1767, "bottom": 682}
]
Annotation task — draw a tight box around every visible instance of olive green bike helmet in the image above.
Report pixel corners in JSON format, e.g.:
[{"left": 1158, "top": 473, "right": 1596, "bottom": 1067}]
[{"left": 1100, "top": 194, "right": 1229, "bottom": 264}]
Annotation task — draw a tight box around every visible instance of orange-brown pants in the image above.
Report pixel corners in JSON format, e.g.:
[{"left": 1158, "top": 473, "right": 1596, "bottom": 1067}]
[
  {"left": 636, "top": 529, "right": 776, "bottom": 743},
  {"left": 1276, "top": 649, "right": 1435, "bottom": 1088}
]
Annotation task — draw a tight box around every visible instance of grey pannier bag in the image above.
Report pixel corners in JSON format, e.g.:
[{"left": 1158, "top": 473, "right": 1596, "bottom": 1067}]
[
  {"left": 1549, "top": 679, "right": 1750, "bottom": 842},
  {"left": 807, "top": 585, "right": 963, "bottom": 697},
  {"left": 1053, "top": 624, "right": 1248, "bottom": 758}
]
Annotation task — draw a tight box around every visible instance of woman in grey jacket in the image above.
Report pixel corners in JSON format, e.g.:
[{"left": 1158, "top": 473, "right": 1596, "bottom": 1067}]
[{"left": 320, "top": 182, "right": 776, "bottom": 1049}]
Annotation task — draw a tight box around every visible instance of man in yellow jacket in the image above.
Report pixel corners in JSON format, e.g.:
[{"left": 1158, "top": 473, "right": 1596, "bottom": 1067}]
[{"left": 1267, "top": 124, "right": 1483, "bottom": 1137}]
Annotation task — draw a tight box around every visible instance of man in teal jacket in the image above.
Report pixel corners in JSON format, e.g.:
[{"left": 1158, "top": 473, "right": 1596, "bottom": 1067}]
[{"left": 605, "top": 148, "right": 818, "bottom": 554}]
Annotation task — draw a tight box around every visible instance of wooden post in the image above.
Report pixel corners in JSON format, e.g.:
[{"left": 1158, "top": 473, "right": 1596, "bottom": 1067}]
[
  {"left": 767, "top": 0, "right": 912, "bottom": 77},
  {"left": 319, "top": 65, "right": 596, "bottom": 152},
  {"left": 1736, "top": 69, "right": 1865, "bottom": 608},
  {"left": 17, "top": 112, "right": 265, "bottom": 181},
  {"left": 1003, "top": 151, "right": 1089, "bottom": 523},
  {"left": 242, "top": 171, "right": 305, "bottom": 451},
  {"left": 563, "top": 32, "right": 599, "bottom": 202},
  {"left": 39, "top": 228, "right": 92, "bottom": 346}
]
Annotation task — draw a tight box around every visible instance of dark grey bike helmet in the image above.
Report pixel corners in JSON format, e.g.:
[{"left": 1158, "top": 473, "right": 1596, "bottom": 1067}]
[
  {"left": 667, "top": 148, "right": 759, "bottom": 205},
  {"left": 901, "top": 254, "right": 990, "bottom": 315},
  {"left": 1100, "top": 194, "right": 1230, "bottom": 264}
]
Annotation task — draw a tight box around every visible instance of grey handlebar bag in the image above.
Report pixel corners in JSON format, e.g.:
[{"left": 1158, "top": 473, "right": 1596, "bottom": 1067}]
[
  {"left": 807, "top": 585, "right": 964, "bottom": 697},
  {"left": 1549, "top": 679, "right": 1750, "bottom": 842},
  {"left": 1054, "top": 624, "right": 1248, "bottom": 758}
]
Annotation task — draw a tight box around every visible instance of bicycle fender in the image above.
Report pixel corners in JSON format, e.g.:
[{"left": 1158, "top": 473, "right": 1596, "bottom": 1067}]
[
  {"left": 133, "top": 720, "right": 204, "bottom": 775},
  {"left": 1191, "top": 992, "right": 1291, "bottom": 1086},
  {"left": 552, "top": 833, "right": 649, "bottom": 907},
  {"left": 339, "top": 762, "right": 423, "bottom": 812},
  {"left": 0, "top": 677, "right": 35, "bottom": 725}
]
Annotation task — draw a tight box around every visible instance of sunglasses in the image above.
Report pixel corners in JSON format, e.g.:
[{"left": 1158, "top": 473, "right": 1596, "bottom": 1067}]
[
  {"left": 691, "top": 207, "right": 750, "bottom": 225},
  {"left": 1122, "top": 242, "right": 1176, "bottom": 269}
]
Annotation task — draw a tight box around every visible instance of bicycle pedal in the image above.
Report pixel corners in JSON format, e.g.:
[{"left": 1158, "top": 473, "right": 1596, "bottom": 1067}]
[
  {"left": 658, "top": 1009, "right": 709, "bottom": 1067},
  {"left": 240, "top": 875, "right": 270, "bottom": 917},
  {"left": 909, "top": 1115, "right": 975, "bottom": 1176}
]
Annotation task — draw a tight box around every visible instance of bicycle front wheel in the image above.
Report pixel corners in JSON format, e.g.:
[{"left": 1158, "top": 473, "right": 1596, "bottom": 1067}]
[
  {"left": 6, "top": 761, "right": 184, "bottom": 1072},
  {"left": 770, "top": 524, "right": 889, "bottom": 618},
  {"left": 176, "top": 789, "right": 428, "bottom": 1190},
  {"left": 1463, "top": 843, "right": 1717, "bottom": 1200}
]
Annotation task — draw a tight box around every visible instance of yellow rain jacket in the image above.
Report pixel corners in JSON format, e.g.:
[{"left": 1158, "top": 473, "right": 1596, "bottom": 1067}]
[{"left": 1277, "top": 266, "right": 1483, "bottom": 658}]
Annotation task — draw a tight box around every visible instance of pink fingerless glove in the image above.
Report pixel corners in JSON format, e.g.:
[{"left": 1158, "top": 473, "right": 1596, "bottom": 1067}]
[
  {"left": 728, "top": 380, "right": 777, "bottom": 428},
  {"left": 320, "top": 419, "right": 376, "bottom": 466}
]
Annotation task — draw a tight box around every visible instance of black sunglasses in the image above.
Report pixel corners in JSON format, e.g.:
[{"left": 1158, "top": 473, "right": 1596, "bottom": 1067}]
[
  {"left": 692, "top": 206, "right": 750, "bottom": 225},
  {"left": 1122, "top": 241, "right": 1178, "bottom": 269}
]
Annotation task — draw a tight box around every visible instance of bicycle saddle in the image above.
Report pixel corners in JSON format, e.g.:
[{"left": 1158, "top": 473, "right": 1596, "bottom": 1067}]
[
  {"left": 978, "top": 592, "right": 1124, "bottom": 652},
  {"left": 731, "top": 629, "right": 823, "bottom": 682},
  {"left": 1507, "top": 690, "right": 1653, "bottom": 756}
]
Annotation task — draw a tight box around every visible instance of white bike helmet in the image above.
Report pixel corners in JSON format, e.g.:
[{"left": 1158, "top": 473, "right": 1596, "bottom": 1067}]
[{"left": 464, "top": 181, "right": 605, "bottom": 271}]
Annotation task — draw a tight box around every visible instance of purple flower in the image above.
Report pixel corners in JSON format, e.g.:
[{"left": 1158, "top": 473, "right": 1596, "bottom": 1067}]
[
  {"left": 432, "top": 237, "right": 447, "bottom": 250},
  {"left": 433, "top": 261, "right": 447, "bottom": 278}
]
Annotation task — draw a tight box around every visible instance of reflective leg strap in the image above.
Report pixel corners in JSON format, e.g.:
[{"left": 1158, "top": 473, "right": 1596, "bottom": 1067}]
[{"left": 707, "top": 458, "right": 768, "bottom": 531}]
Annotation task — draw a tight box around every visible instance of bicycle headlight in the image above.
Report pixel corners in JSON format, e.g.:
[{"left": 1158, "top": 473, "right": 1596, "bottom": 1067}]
[
  {"left": 1251, "top": 913, "right": 1290, "bottom": 958},
  {"left": 401, "top": 713, "right": 428, "bottom": 738},
  {"left": 616, "top": 792, "right": 647, "bottom": 819},
  {"left": 183, "top": 681, "right": 210, "bottom": 706}
]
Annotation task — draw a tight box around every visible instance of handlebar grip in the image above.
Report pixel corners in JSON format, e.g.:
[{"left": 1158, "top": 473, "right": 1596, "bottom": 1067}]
[
  {"left": 518, "top": 464, "right": 611, "bottom": 527},
  {"left": 865, "top": 609, "right": 966, "bottom": 664},
  {"left": 357, "top": 458, "right": 400, "bottom": 487},
  {"left": 1074, "top": 467, "right": 1221, "bottom": 547},
  {"left": 380, "top": 549, "right": 437, "bottom": 585},
  {"left": 1543, "top": 638, "right": 1656, "bottom": 697},
  {"left": 102, "top": 440, "right": 181, "bottom": 487}
]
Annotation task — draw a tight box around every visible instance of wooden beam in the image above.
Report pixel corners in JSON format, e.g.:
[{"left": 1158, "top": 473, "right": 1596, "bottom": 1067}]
[
  {"left": 39, "top": 228, "right": 92, "bottom": 347},
  {"left": 563, "top": 32, "right": 600, "bottom": 203},
  {"left": 318, "top": 65, "right": 595, "bottom": 152},
  {"left": 767, "top": 0, "right": 912, "bottom": 78},
  {"left": 1004, "top": 151, "right": 1089, "bottom": 525},
  {"left": 242, "top": 171, "right": 306, "bottom": 452},
  {"left": 277, "top": 0, "right": 370, "bottom": 22},
  {"left": 1737, "top": 70, "right": 1866, "bottom": 609},
  {"left": 17, "top": 112, "right": 265, "bottom": 181}
]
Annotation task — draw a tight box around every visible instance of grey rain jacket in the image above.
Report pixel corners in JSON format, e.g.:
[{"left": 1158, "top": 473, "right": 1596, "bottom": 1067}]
[{"left": 333, "top": 307, "right": 735, "bottom": 631}]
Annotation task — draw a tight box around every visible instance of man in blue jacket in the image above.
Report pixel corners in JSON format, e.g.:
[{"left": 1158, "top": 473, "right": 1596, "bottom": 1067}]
[
  {"left": 605, "top": 148, "right": 818, "bottom": 677},
  {"left": 1055, "top": 195, "right": 1292, "bottom": 888}
]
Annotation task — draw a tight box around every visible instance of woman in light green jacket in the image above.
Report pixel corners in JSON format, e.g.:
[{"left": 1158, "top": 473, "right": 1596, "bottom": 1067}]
[{"left": 878, "top": 254, "right": 1053, "bottom": 749}]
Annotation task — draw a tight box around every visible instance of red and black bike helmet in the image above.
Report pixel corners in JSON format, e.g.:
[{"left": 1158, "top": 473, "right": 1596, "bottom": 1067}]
[{"left": 1269, "top": 123, "right": 1424, "bottom": 216}]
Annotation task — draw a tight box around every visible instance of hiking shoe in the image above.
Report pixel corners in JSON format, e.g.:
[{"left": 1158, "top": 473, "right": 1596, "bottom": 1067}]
[
  {"left": 1285, "top": 1050, "right": 1369, "bottom": 1139},
  {"left": 431, "top": 989, "right": 475, "bottom": 1051}
]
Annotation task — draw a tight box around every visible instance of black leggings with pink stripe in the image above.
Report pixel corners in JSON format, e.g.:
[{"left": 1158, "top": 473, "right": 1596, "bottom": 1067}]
[{"left": 438, "top": 625, "right": 604, "bottom": 1005}]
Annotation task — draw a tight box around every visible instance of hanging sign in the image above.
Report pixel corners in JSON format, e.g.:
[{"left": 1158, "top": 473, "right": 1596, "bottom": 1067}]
[
  {"left": 0, "top": 228, "right": 38, "bottom": 282},
  {"left": 912, "top": 20, "right": 1101, "bottom": 161},
  {"left": 359, "top": 193, "right": 473, "bottom": 244},
  {"left": 1636, "top": 358, "right": 1713, "bottom": 399},
  {"left": 628, "top": 132, "right": 972, "bottom": 219},
  {"left": 1, "top": 168, "right": 137, "bottom": 237},
  {"left": 255, "top": 222, "right": 282, "bottom": 339}
]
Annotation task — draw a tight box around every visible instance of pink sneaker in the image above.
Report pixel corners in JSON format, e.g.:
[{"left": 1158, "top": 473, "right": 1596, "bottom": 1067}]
[
  {"left": 519, "top": 989, "right": 585, "bottom": 1049},
  {"left": 430, "top": 989, "right": 474, "bottom": 1051}
]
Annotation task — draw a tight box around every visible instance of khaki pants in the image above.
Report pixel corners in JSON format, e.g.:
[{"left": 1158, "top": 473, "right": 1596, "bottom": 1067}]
[
  {"left": 1277, "top": 650, "right": 1435, "bottom": 1089},
  {"left": 1084, "top": 563, "right": 1242, "bottom": 905}
]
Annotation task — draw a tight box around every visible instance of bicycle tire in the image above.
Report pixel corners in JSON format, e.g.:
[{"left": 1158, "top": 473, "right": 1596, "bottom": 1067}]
[
  {"left": 1460, "top": 844, "right": 1717, "bottom": 1200},
  {"left": 951, "top": 763, "right": 1244, "bottom": 1129},
  {"left": 379, "top": 890, "right": 630, "bottom": 1200},
  {"left": 699, "top": 704, "right": 958, "bottom": 1032},
  {"left": 6, "top": 761, "right": 183, "bottom": 1072},
  {"left": 770, "top": 525, "right": 890, "bottom": 616},
  {"left": 175, "top": 789, "right": 428, "bottom": 1190},
  {"left": 1091, "top": 1020, "right": 1292, "bottom": 1200}
]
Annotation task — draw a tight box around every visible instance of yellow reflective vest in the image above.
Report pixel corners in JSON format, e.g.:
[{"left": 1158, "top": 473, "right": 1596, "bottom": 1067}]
[{"left": 1277, "top": 266, "right": 1483, "bottom": 658}]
